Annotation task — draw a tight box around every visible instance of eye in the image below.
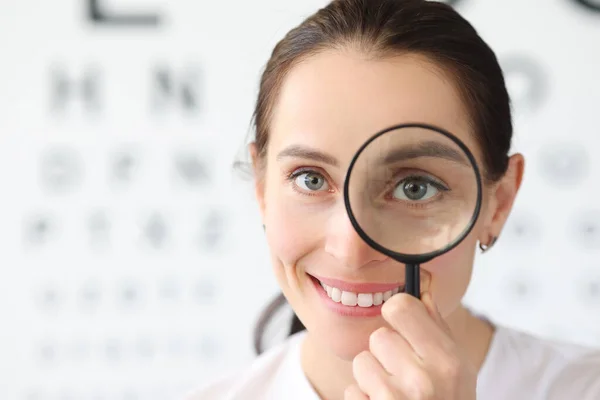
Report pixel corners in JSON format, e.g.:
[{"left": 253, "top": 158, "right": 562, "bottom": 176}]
[
  {"left": 294, "top": 171, "right": 329, "bottom": 192},
  {"left": 393, "top": 177, "right": 441, "bottom": 201}
]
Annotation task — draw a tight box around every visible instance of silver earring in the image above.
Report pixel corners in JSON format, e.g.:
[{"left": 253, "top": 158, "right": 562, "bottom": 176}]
[{"left": 479, "top": 236, "right": 497, "bottom": 253}]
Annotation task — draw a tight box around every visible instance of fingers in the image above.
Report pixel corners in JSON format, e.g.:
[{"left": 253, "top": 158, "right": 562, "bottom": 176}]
[
  {"left": 348, "top": 292, "right": 476, "bottom": 400},
  {"left": 369, "top": 327, "right": 418, "bottom": 376},
  {"left": 353, "top": 350, "right": 397, "bottom": 400},
  {"left": 381, "top": 292, "right": 456, "bottom": 362},
  {"left": 344, "top": 384, "right": 369, "bottom": 400},
  {"left": 368, "top": 327, "right": 438, "bottom": 399}
]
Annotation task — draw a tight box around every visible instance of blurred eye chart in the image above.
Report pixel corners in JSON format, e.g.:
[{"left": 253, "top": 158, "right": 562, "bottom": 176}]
[{"left": 0, "top": 1, "right": 598, "bottom": 399}]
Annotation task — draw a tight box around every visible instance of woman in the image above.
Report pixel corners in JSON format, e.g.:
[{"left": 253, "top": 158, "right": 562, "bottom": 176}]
[{"left": 188, "top": 0, "right": 600, "bottom": 399}]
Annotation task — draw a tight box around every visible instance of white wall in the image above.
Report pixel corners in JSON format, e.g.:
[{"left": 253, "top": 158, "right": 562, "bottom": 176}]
[{"left": 0, "top": 0, "right": 598, "bottom": 398}]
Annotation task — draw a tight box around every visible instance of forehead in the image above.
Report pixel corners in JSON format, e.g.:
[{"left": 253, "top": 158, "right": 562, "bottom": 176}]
[{"left": 269, "top": 49, "right": 478, "bottom": 164}]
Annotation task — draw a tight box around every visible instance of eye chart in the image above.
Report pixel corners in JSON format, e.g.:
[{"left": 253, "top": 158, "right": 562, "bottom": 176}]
[{"left": 0, "top": 1, "right": 598, "bottom": 399}]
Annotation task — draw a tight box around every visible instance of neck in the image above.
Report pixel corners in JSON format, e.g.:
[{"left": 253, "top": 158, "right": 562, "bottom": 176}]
[{"left": 299, "top": 304, "right": 495, "bottom": 400}]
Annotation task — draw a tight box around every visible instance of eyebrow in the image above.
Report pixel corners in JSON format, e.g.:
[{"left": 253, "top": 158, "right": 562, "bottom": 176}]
[
  {"left": 276, "top": 145, "right": 339, "bottom": 167},
  {"left": 382, "top": 141, "right": 469, "bottom": 166},
  {"left": 275, "top": 141, "right": 470, "bottom": 168}
]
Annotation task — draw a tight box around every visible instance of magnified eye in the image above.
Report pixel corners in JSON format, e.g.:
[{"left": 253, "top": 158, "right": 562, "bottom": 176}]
[
  {"left": 294, "top": 171, "right": 329, "bottom": 192},
  {"left": 393, "top": 177, "right": 440, "bottom": 201}
]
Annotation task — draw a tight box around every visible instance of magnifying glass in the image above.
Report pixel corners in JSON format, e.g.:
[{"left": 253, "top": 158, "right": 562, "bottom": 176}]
[{"left": 343, "top": 123, "right": 483, "bottom": 299}]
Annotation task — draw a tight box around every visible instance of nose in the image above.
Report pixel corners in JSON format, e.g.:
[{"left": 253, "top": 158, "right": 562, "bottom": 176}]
[{"left": 324, "top": 204, "right": 388, "bottom": 269}]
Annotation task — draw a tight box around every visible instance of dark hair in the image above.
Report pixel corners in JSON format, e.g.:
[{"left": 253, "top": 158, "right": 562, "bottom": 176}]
[{"left": 250, "top": 0, "right": 513, "bottom": 354}]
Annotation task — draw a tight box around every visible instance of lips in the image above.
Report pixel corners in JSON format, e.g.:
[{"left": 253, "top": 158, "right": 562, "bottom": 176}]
[
  {"left": 311, "top": 275, "right": 403, "bottom": 293},
  {"left": 309, "top": 274, "right": 404, "bottom": 308}
]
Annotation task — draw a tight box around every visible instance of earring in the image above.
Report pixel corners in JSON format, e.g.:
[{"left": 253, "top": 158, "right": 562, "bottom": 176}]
[
  {"left": 479, "top": 236, "right": 497, "bottom": 253},
  {"left": 262, "top": 224, "right": 265, "bottom": 231}
]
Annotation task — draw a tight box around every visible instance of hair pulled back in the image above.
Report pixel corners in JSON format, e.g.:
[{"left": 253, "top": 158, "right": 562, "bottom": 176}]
[{"left": 251, "top": 0, "right": 512, "bottom": 354}]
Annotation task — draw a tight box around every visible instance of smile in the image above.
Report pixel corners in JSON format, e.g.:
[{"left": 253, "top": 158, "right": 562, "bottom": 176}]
[
  {"left": 309, "top": 274, "right": 404, "bottom": 317},
  {"left": 319, "top": 280, "right": 401, "bottom": 307}
]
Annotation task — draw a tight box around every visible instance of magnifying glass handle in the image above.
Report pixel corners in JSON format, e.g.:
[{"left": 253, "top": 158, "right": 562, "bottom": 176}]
[{"left": 405, "top": 263, "right": 420, "bottom": 299}]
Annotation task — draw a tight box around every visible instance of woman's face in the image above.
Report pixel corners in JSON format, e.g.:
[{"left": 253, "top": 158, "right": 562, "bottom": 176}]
[{"left": 253, "top": 50, "right": 497, "bottom": 360}]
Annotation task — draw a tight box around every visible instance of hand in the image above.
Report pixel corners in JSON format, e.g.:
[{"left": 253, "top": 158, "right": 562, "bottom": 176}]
[{"left": 344, "top": 292, "right": 477, "bottom": 400}]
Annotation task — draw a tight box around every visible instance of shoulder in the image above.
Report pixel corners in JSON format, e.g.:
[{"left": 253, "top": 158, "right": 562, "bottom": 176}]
[
  {"left": 478, "top": 324, "right": 600, "bottom": 400},
  {"left": 183, "top": 331, "right": 308, "bottom": 400},
  {"left": 542, "top": 339, "right": 600, "bottom": 400}
]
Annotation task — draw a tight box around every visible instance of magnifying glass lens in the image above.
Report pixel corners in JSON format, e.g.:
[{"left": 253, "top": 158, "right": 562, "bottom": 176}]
[{"left": 346, "top": 126, "right": 480, "bottom": 257}]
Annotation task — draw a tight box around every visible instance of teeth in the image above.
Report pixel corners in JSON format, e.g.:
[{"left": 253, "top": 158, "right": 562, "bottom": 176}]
[
  {"left": 341, "top": 291, "right": 357, "bottom": 306},
  {"left": 373, "top": 292, "right": 383, "bottom": 306},
  {"left": 357, "top": 293, "right": 373, "bottom": 307},
  {"left": 331, "top": 287, "right": 342, "bottom": 303},
  {"left": 319, "top": 281, "right": 402, "bottom": 308}
]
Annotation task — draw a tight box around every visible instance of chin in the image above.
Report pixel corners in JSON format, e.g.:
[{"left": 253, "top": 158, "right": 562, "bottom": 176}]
[
  {"left": 323, "top": 324, "right": 379, "bottom": 361},
  {"left": 305, "top": 313, "right": 385, "bottom": 361}
]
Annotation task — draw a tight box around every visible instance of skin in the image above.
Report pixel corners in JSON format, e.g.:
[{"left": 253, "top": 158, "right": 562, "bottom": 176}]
[{"left": 250, "top": 48, "right": 525, "bottom": 399}]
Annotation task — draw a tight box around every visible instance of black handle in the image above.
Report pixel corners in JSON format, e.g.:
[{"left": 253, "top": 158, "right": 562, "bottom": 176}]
[{"left": 404, "top": 263, "right": 420, "bottom": 299}]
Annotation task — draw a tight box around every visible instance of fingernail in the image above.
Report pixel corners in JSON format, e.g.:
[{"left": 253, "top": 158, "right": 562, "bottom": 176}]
[
  {"left": 422, "top": 291, "right": 431, "bottom": 303},
  {"left": 423, "top": 291, "right": 437, "bottom": 310},
  {"left": 431, "top": 294, "right": 441, "bottom": 313}
]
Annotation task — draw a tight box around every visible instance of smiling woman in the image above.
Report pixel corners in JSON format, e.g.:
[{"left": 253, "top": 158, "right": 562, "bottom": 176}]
[{"left": 185, "top": 0, "right": 600, "bottom": 399}]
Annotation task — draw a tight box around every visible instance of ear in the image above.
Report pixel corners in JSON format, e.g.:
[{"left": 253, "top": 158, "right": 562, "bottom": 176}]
[
  {"left": 481, "top": 153, "right": 525, "bottom": 243},
  {"left": 249, "top": 142, "right": 266, "bottom": 219}
]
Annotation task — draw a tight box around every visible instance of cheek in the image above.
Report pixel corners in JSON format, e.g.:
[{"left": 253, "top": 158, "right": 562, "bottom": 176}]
[
  {"left": 263, "top": 183, "right": 324, "bottom": 267},
  {"left": 421, "top": 236, "right": 477, "bottom": 316}
]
